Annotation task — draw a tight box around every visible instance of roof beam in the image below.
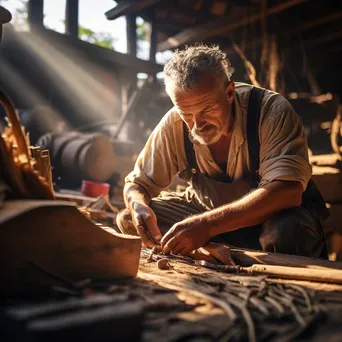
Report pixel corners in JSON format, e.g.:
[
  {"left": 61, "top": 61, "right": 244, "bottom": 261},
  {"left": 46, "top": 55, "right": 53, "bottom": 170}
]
[
  {"left": 223, "top": 11, "right": 342, "bottom": 55},
  {"left": 306, "top": 30, "right": 342, "bottom": 49},
  {"left": 105, "top": 0, "right": 161, "bottom": 21},
  {"left": 288, "top": 11, "right": 342, "bottom": 34},
  {"left": 157, "top": 0, "right": 308, "bottom": 51}
]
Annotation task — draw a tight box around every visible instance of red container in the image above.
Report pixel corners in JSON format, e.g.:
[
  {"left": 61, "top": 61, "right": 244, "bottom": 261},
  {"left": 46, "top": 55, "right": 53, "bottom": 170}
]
[{"left": 81, "top": 180, "right": 110, "bottom": 198}]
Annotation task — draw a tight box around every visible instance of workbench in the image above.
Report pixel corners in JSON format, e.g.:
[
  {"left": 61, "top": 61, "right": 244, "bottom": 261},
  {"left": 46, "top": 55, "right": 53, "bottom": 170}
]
[{"left": 2, "top": 247, "right": 342, "bottom": 342}]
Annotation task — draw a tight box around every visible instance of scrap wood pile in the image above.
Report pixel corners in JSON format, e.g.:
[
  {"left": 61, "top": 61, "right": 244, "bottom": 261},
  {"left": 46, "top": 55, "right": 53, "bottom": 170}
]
[
  {"left": 54, "top": 190, "right": 121, "bottom": 230},
  {"left": 140, "top": 274, "right": 324, "bottom": 342},
  {"left": 0, "top": 90, "right": 54, "bottom": 202}
]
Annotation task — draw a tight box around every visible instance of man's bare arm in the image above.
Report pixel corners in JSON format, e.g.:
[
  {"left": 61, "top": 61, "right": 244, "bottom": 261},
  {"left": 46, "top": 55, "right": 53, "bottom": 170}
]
[
  {"left": 160, "top": 180, "right": 303, "bottom": 254},
  {"left": 123, "top": 182, "right": 162, "bottom": 247},
  {"left": 207, "top": 180, "right": 302, "bottom": 237},
  {"left": 124, "top": 182, "right": 151, "bottom": 210}
]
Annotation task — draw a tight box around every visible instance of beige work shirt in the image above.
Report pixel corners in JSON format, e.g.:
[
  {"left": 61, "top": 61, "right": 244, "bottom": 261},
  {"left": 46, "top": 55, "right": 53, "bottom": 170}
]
[{"left": 125, "top": 82, "right": 312, "bottom": 199}]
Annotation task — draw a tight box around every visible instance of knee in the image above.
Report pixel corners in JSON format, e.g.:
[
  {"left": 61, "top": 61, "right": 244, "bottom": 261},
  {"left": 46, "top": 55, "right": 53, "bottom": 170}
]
[
  {"left": 260, "top": 211, "right": 296, "bottom": 250},
  {"left": 259, "top": 207, "right": 320, "bottom": 256},
  {"left": 116, "top": 208, "right": 137, "bottom": 236}
]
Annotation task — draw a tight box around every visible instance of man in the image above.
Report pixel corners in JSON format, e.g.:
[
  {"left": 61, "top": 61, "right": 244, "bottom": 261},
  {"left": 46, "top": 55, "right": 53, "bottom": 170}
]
[{"left": 117, "top": 44, "right": 328, "bottom": 258}]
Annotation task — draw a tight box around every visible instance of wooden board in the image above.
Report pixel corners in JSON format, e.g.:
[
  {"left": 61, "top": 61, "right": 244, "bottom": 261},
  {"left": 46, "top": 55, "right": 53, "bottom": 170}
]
[
  {"left": 0, "top": 200, "right": 141, "bottom": 296},
  {"left": 230, "top": 247, "right": 342, "bottom": 270}
]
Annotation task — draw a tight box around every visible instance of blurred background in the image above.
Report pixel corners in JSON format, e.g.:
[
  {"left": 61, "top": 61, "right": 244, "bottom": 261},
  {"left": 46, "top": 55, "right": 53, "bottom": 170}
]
[{"left": 1, "top": 0, "right": 342, "bottom": 257}]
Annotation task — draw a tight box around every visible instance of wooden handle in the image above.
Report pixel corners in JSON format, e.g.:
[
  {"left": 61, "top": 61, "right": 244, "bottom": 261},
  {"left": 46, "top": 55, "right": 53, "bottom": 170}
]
[
  {"left": 247, "top": 264, "right": 342, "bottom": 284},
  {"left": 0, "top": 89, "right": 30, "bottom": 161}
]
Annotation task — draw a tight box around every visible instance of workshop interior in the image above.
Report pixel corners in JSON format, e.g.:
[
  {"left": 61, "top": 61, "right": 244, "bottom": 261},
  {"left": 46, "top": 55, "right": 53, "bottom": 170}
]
[{"left": 1, "top": 0, "right": 342, "bottom": 341}]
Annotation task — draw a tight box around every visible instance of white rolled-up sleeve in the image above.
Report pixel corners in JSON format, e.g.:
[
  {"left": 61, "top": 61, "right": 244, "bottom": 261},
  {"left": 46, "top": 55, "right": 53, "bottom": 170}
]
[
  {"left": 125, "top": 114, "right": 180, "bottom": 199},
  {"left": 258, "top": 94, "right": 312, "bottom": 191}
]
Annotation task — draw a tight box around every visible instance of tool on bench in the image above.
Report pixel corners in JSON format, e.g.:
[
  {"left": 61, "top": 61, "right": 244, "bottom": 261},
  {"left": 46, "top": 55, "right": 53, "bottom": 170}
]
[
  {"left": 196, "top": 260, "right": 342, "bottom": 285},
  {"left": 147, "top": 244, "right": 199, "bottom": 265}
]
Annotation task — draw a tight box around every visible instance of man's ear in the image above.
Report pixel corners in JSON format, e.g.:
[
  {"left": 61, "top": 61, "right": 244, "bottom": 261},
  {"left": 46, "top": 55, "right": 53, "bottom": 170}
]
[{"left": 225, "top": 81, "right": 235, "bottom": 104}]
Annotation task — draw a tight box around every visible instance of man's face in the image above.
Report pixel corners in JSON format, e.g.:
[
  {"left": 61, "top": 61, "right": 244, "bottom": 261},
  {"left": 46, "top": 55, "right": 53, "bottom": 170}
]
[{"left": 167, "top": 74, "right": 235, "bottom": 145}]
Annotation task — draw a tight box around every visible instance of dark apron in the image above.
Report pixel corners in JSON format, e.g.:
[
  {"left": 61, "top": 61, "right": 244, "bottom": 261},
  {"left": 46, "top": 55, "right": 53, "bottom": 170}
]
[{"left": 178, "top": 86, "right": 329, "bottom": 252}]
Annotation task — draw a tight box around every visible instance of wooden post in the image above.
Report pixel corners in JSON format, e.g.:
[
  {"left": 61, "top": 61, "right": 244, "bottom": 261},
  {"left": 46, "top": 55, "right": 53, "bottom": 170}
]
[
  {"left": 65, "top": 0, "right": 79, "bottom": 38},
  {"left": 27, "top": 0, "right": 44, "bottom": 29},
  {"left": 149, "top": 8, "right": 157, "bottom": 81},
  {"left": 149, "top": 10, "right": 157, "bottom": 63},
  {"left": 126, "top": 14, "right": 138, "bottom": 97},
  {"left": 126, "top": 14, "right": 137, "bottom": 56}
]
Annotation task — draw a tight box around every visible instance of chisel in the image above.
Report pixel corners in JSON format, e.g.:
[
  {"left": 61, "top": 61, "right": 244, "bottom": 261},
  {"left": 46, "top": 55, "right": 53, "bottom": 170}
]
[{"left": 195, "top": 260, "right": 342, "bottom": 284}]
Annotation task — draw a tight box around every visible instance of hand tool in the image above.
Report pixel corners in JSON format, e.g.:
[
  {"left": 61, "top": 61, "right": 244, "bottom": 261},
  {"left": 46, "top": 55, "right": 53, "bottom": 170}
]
[{"left": 195, "top": 260, "right": 342, "bottom": 285}]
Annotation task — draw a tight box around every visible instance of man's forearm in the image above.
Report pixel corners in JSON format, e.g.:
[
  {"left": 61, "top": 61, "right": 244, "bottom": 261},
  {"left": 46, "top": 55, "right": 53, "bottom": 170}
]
[
  {"left": 201, "top": 181, "right": 303, "bottom": 237},
  {"left": 123, "top": 182, "right": 151, "bottom": 210}
]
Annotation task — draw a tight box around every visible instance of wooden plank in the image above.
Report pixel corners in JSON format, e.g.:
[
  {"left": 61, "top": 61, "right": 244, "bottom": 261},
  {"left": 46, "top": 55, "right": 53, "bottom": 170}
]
[
  {"left": 0, "top": 200, "right": 141, "bottom": 295},
  {"left": 65, "top": 0, "right": 79, "bottom": 38},
  {"left": 230, "top": 247, "right": 342, "bottom": 270},
  {"left": 105, "top": 0, "right": 162, "bottom": 21},
  {"left": 157, "top": 0, "right": 308, "bottom": 51},
  {"left": 311, "top": 169, "right": 342, "bottom": 203}
]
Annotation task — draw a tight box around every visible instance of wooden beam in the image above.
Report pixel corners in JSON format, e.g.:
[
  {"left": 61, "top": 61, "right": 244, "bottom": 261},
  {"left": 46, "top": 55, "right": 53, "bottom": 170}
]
[
  {"left": 126, "top": 14, "right": 137, "bottom": 56},
  {"left": 223, "top": 11, "right": 342, "bottom": 56},
  {"left": 27, "top": 0, "right": 44, "bottom": 29},
  {"left": 288, "top": 11, "right": 342, "bottom": 35},
  {"left": 157, "top": 0, "right": 308, "bottom": 51},
  {"left": 156, "top": 21, "right": 188, "bottom": 33},
  {"left": 149, "top": 10, "right": 157, "bottom": 62},
  {"left": 65, "top": 0, "right": 79, "bottom": 38},
  {"left": 155, "top": 4, "right": 217, "bottom": 26},
  {"left": 306, "top": 31, "right": 342, "bottom": 49},
  {"left": 105, "top": 0, "right": 161, "bottom": 21}
]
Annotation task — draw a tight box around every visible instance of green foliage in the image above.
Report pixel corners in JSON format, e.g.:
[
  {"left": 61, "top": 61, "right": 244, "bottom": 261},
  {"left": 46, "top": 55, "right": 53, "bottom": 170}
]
[
  {"left": 10, "top": 0, "right": 29, "bottom": 30},
  {"left": 136, "top": 19, "right": 148, "bottom": 41},
  {"left": 15, "top": 0, "right": 28, "bottom": 15},
  {"left": 79, "top": 25, "right": 116, "bottom": 50}
]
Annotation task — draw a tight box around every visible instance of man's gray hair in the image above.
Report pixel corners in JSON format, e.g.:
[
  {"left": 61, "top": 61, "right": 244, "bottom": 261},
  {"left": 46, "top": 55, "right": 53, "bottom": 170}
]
[{"left": 163, "top": 44, "right": 234, "bottom": 91}]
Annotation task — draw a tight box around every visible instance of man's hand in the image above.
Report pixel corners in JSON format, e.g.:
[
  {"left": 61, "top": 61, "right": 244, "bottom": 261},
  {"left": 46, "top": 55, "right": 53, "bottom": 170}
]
[
  {"left": 160, "top": 217, "right": 212, "bottom": 255},
  {"left": 131, "top": 201, "right": 162, "bottom": 248}
]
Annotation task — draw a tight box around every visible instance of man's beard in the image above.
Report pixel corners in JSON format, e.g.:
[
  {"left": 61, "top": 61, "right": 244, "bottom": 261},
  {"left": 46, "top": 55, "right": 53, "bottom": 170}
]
[{"left": 190, "top": 125, "right": 223, "bottom": 145}]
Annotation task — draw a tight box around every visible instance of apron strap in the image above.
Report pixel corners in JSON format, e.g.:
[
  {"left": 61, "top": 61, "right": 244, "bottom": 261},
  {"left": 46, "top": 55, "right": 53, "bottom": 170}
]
[
  {"left": 246, "top": 86, "right": 265, "bottom": 173},
  {"left": 183, "top": 122, "right": 198, "bottom": 172}
]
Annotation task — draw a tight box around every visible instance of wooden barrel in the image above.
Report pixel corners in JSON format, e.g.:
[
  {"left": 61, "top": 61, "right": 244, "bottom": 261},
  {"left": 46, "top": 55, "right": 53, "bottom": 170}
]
[{"left": 38, "top": 132, "right": 116, "bottom": 187}]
